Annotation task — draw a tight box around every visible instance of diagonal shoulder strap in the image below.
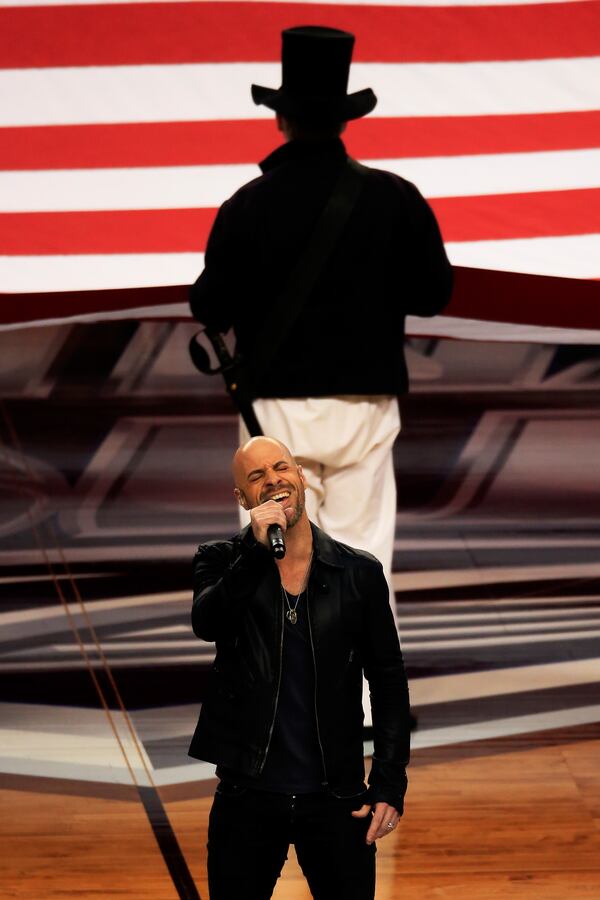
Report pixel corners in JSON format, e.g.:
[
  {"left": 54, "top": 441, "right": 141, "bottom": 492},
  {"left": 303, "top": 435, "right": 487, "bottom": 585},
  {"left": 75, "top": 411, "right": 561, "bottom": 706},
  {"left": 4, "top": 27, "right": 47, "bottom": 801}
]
[{"left": 248, "top": 158, "right": 367, "bottom": 385}]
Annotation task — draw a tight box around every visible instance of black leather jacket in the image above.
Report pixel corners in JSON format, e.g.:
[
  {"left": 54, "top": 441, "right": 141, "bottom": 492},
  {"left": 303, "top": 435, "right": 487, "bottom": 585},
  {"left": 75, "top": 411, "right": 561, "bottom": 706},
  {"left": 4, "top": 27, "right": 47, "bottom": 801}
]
[{"left": 189, "top": 523, "right": 411, "bottom": 812}]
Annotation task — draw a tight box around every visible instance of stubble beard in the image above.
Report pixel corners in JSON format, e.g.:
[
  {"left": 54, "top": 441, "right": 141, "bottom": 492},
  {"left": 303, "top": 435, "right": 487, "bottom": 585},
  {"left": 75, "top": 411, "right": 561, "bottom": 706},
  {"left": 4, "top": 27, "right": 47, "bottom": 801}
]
[
  {"left": 286, "top": 486, "right": 306, "bottom": 530},
  {"left": 255, "top": 480, "right": 306, "bottom": 529}
]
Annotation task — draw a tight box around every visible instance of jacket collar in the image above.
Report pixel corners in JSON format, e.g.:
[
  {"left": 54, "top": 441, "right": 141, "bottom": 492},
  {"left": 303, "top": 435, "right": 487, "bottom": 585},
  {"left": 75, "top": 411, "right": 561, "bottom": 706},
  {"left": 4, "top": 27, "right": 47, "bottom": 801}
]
[
  {"left": 259, "top": 137, "right": 347, "bottom": 174},
  {"left": 310, "top": 522, "right": 344, "bottom": 568},
  {"left": 237, "top": 521, "right": 343, "bottom": 568}
]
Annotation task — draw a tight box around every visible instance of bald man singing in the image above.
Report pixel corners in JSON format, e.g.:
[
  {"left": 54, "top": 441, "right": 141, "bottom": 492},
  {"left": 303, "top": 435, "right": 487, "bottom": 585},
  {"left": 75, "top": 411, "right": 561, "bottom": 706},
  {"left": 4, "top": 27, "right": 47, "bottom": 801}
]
[{"left": 189, "top": 437, "right": 410, "bottom": 899}]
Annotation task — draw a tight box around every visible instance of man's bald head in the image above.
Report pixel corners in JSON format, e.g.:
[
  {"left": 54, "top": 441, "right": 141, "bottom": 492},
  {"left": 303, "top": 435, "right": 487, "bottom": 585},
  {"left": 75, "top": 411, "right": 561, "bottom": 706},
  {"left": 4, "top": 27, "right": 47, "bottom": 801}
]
[{"left": 232, "top": 436, "right": 295, "bottom": 489}]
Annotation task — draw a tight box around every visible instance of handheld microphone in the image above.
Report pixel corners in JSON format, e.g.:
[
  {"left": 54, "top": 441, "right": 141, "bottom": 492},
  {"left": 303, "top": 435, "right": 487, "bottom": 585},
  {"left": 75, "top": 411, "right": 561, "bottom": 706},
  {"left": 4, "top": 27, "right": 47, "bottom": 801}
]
[{"left": 267, "top": 524, "right": 286, "bottom": 559}]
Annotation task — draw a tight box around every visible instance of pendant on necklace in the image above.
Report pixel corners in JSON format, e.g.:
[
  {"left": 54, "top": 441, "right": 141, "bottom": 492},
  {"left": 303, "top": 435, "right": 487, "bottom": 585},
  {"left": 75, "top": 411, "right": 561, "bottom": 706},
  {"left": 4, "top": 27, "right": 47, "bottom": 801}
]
[{"left": 286, "top": 609, "right": 298, "bottom": 625}]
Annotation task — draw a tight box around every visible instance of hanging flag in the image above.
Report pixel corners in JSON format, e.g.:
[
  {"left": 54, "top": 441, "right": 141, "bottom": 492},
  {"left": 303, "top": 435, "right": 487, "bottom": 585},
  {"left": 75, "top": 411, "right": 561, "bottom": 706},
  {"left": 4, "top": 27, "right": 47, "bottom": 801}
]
[{"left": 1, "top": 0, "right": 599, "bottom": 333}]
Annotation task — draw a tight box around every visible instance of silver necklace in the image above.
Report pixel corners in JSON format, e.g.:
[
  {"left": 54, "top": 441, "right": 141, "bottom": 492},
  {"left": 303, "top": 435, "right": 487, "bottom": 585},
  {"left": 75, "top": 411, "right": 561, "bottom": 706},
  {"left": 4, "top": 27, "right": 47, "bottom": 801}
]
[
  {"left": 280, "top": 550, "right": 313, "bottom": 626},
  {"left": 281, "top": 584, "right": 302, "bottom": 625}
]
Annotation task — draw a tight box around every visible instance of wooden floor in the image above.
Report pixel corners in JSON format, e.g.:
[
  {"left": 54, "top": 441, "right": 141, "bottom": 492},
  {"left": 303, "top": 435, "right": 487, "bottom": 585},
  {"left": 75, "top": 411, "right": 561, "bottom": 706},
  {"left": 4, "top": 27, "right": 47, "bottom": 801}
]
[{"left": 2, "top": 729, "right": 599, "bottom": 898}]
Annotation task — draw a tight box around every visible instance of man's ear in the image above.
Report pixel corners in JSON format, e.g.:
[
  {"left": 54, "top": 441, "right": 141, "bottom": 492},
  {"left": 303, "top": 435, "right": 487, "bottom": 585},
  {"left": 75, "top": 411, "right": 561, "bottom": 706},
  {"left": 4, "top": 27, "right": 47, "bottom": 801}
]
[
  {"left": 297, "top": 464, "right": 307, "bottom": 486},
  {"left": 234, "top": 487, "right": 248, "bottom": 509}
]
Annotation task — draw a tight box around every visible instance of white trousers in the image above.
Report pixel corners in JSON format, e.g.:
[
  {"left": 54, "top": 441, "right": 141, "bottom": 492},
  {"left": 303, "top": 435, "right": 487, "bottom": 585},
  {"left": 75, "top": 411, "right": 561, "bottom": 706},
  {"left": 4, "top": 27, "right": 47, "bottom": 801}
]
[{"left": 239, "top": 395, "right": 400, "bottom": 596}]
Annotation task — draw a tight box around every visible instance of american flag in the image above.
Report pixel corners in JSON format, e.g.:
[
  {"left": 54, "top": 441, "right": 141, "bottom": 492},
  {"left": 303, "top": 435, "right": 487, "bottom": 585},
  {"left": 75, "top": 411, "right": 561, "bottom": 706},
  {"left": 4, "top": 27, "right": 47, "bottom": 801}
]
[{"left": 1, "top": 0, "right": 599, "bottom": 337}]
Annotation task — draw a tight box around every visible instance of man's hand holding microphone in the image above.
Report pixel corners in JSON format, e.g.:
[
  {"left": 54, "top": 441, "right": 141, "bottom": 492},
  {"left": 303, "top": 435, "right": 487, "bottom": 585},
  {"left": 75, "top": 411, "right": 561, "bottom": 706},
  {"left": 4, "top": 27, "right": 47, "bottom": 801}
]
[{"left": 250, "top": 500, "right": 292, "bottom": 559}]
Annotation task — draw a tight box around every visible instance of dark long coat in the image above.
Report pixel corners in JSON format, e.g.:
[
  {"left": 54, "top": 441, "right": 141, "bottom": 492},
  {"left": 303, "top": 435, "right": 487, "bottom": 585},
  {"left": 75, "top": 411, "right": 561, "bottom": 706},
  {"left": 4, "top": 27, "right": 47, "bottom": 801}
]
[{"left": 190, "top": 137, "right": 453, "bottom": 398}]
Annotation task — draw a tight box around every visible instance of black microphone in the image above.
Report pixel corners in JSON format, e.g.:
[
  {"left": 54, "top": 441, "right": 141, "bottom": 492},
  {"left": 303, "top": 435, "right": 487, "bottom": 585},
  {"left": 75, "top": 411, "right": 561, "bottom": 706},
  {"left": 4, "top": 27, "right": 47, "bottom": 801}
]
[{"left": 267, "top": 524, "right": 286, "bottom": 559}]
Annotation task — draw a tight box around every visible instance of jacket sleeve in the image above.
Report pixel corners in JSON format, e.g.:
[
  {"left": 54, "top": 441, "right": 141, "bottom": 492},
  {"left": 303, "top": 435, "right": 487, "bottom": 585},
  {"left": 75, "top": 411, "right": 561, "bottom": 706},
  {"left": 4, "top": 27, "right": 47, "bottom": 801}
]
[
  {"left": 192, "top": 535, "right": 272, "bottom": 642},
  {"left": 361, "top": 561, "right": 411, "bottom": 814},
  {"left": 189, "top": 196, "right": 245, "bottom": 333},
  {"left": 394, "top": 178, "right": 454, "bottom": 319}
]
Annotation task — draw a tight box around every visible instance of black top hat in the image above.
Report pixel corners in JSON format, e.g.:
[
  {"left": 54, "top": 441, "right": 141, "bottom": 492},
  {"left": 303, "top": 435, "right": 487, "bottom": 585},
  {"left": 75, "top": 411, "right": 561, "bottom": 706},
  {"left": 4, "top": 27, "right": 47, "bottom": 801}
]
[{"left": 251, "top": 26, "right": 377, "bottom": 122}]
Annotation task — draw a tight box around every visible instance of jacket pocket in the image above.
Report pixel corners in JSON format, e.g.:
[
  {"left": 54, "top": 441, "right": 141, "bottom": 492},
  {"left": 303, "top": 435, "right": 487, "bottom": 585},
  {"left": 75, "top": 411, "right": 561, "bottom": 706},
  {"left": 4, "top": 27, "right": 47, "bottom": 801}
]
[
  {"left": 328, "top": 783, "right": 369, "bottom": 801},
  {"left": 215, "top": 781, "right": 249, "bottom": 798}
]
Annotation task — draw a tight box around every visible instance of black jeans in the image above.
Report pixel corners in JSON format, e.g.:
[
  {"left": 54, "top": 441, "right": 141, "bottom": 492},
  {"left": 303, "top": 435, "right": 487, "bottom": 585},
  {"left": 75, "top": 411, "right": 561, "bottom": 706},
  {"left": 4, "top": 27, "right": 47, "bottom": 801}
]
[{"left": 207, "top": 783, "right": 376, "bottom": 899}]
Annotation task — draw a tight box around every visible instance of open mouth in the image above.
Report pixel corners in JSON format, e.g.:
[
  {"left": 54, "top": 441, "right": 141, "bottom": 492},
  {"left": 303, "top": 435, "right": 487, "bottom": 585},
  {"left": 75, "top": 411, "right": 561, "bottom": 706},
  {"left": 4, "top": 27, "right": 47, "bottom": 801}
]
[{"left": 269, "top": 491, "right": 291, "bottom": 503}]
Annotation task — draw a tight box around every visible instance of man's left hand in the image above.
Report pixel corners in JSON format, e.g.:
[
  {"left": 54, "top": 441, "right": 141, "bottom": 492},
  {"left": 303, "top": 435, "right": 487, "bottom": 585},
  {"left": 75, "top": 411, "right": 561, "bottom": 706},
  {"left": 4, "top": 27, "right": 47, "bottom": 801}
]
[{"left": 352, "top": 802, "right": 400, "bottom": 845}]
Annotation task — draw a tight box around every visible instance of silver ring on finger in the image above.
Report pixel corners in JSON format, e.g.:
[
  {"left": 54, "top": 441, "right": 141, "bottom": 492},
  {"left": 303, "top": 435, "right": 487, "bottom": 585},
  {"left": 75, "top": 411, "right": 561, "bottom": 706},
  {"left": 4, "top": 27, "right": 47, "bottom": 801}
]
[{"left": 386, "top": 821, "right": 395, "bottom": 830}]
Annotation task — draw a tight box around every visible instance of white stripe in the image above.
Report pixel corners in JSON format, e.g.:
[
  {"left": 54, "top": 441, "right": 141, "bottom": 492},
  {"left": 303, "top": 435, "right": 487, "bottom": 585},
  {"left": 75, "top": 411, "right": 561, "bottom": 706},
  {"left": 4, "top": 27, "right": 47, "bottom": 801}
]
[
  {"left": 0, "top": 164, "right": 252, "bottom": 211},
  {"left": 3, "top": 234, "right": 599, "bottom": 294},
  {"left": 399, "top": 594, "right": 600, "bottom": 610},
  {"left": 0, "top": 302, "right": 193, "bottom": 332},
  {"left": 403, "top": 626, "right": 600, "bottom": 649},
  {"left": 411, "top": 658, "right": 600, "bottom": 705},
  {"left": 0, "top": 729, "right": 216, "bottom": 788},
  {"left": 29, "top": 614, "right": 600, "bottom": 647},
  {"left": 446, "top": 233, "right": 600, "bottom": 279},
  {"left": 4, "top": 149, "right": 600, "bottom": 211},
  {"left": 0, "top": 251, "right": 204, "bottom": 292},
  {"left": 393, "top": 562, "right": 600, "bottom": 591},
  {"left": 0, "top": 543, "right": 215, "bottom": 564},
  {"left": 2, "top": 58, "right": 600, "bottom": 127},
  {"left": 0, "top": 655, "right": 209, "bottom": 670},
  {"left": 152, "top": 761, "right": 216, "bottom": 788},
  {"left": 119, "top": 624, "right": 189, "bottom": 638},
  {"left": 0, "top": 753, "right": 152, "bottom": 786},
  {"left": 401, "top": 605, "right": 600, "bottom": 624},
  {"left": 0, "top": 589, "right": 190, "bottom": 628},
  {"left": 0, "top": 725, "right": 147, "bottom": 760},
  {"left": 406, "top": 314, "right": 600, "bottom": 345},
  {"left": 43, "top": 641, "right": 201, "bottom": 651},
  {"left": 410, "top": 704, "right": 600, "bottom": 749},
  {"left": 0, "top": 572, "right": 115, "bottom": 584},
  {"left": 396, "top": 537, "right": 600, "bottom": 551},
  {"left": 374, "top": 149, "right": 600, "bottom": 198},
  {"left": 401, "top": 616, "right": 600, "bottom": 637}
]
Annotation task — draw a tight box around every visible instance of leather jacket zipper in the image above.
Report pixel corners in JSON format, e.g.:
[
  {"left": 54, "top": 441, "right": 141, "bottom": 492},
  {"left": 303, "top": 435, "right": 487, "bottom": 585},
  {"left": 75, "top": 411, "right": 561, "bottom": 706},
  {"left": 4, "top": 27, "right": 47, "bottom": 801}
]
[
  {"left": 258, "top": 592, "right": 284, "bottom": 774},
  {"left": 307, "top": 586, "right": 328, "bottom": 781}
]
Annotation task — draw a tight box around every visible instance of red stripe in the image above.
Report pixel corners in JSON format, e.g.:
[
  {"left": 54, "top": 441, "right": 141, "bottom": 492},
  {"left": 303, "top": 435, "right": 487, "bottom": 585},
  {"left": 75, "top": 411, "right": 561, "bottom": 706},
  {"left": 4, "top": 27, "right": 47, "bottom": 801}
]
[
  {"left": 430, "top": 189, "right": 600, "bottom": 243},
  {"left": 2, "top": 268, "right": 600, "bottom": 330},
  {"left": 0, "top": 286, "right": 190, "bottom": 326},
  {"left": 449, "top": 266, "right": 600, "bottom": 331},
  {"left": 1, "top": 2, "right": 599, "bottom": 68},
  {"left": 0, "top": 209, "right": 218, "bottom": 255},
  {"left": 1, "top": 189, "right": 598, "bottom": 255},
  {"left": 0, "top": 120, "right": 280, "bottom": 170},
  {"left": 2, "top": 111, "right": 600, "bottom": 171}
]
